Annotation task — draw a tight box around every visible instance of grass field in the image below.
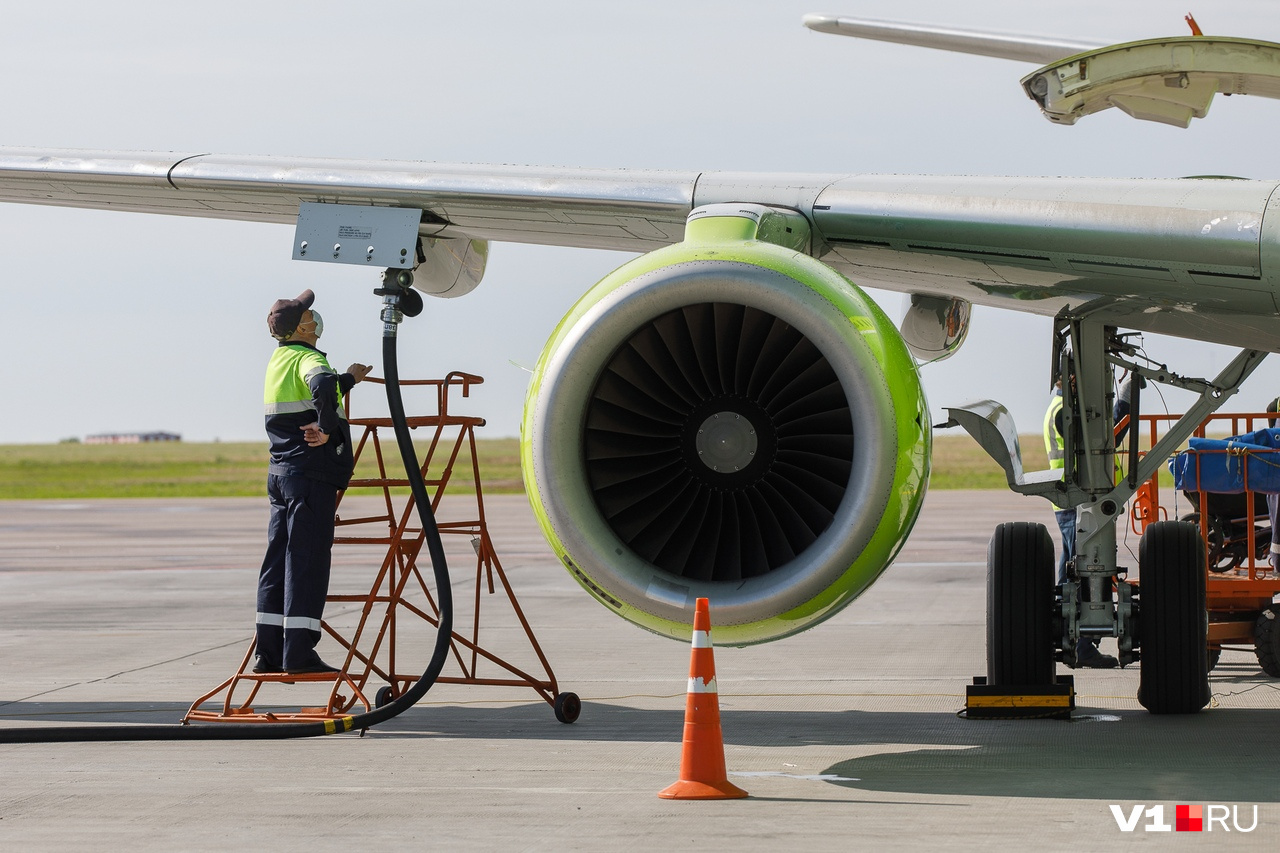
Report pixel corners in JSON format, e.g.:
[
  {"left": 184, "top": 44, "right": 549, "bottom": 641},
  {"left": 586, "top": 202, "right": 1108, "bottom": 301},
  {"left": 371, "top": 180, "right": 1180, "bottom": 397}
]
[
  {"left": 0, "top": 433, "right": 1141, "bottom": 499},
  {"left": 0, "top": 436, "right": 522, "bottom": 499}
]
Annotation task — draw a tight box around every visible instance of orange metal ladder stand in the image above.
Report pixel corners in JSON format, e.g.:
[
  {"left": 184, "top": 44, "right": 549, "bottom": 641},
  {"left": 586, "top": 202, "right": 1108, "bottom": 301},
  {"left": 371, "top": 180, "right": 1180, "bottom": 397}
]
[{"left": 184, "top": 373, "right": 571, "bottom": 725}]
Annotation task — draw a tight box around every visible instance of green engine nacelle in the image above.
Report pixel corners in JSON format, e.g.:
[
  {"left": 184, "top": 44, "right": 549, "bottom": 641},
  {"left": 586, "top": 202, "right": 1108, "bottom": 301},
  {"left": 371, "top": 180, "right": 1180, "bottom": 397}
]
[{"left": 522, "top": 204, "right": 930, "bottom": 646}]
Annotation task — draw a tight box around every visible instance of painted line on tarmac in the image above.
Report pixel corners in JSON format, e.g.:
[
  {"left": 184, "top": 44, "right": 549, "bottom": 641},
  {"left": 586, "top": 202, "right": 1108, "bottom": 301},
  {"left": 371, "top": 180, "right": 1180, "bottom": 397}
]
[{"left": 731, "top": 771, "right": 861, "bottom": 782}]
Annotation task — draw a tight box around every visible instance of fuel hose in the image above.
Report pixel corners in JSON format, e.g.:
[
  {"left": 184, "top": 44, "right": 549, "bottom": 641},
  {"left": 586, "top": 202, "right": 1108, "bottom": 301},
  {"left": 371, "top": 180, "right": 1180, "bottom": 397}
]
[{"left": 0, "top": 281, "right": 451, "bottom": 743}]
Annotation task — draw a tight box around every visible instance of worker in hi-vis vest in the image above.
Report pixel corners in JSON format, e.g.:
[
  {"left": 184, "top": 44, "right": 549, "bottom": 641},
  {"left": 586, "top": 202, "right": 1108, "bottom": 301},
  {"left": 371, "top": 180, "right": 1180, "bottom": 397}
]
[
  {"left": 256, "top": 289, "right": 371, "bottom": 674},
  {"left": 1044, "top": 379, "right": 1118, "bottom": 669}
]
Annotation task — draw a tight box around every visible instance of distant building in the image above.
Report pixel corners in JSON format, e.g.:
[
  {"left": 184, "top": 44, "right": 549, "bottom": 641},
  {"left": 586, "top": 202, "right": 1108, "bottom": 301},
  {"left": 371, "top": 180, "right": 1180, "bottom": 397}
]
[{"left": 84, "top": 432, "right": 181, "bottom": 444}]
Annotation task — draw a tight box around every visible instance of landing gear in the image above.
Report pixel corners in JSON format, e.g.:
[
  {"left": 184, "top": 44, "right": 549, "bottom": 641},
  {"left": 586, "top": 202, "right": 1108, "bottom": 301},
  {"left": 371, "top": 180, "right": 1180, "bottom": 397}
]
[
  {"left": 987, "top": 522, "right": 1055, "bottom": 686},
  {"left": 948, "top": 316, "right": 1265, "bottom": 716},
  {"left": 1137, "top": 521, "right": 1210, "bottom": 714}
]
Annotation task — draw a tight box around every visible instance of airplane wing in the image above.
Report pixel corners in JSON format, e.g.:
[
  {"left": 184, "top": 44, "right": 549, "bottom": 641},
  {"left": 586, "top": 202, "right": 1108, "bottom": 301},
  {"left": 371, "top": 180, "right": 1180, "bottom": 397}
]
[
  {"left": 0, "top": 149, "right": 696, "bottom": 254},
  {"left": 1, "top": 147, "right": 1278, "bottom": 352},
  {"left": 801, "top": 13, "right": 1101, "bottom": 64}
]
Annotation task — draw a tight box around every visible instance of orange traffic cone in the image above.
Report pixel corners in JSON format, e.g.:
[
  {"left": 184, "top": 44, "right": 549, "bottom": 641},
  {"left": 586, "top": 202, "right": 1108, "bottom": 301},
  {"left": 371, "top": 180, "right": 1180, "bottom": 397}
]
[{"left": 658, "top": 597, "right": 748, "bottom": 800}]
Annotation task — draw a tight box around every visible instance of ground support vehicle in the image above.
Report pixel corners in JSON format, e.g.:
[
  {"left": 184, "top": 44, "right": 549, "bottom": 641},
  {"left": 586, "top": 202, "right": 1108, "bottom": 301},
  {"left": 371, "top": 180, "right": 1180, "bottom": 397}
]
[{"left": 1128, "top": 411, "right": 1280, "bottom": 677}]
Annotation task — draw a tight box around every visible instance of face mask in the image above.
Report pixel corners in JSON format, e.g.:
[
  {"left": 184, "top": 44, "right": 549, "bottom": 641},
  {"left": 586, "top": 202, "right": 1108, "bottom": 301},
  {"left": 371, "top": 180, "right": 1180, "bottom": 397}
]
[{"left": 309, "top": 310, "right": 324, "bottom": 339}]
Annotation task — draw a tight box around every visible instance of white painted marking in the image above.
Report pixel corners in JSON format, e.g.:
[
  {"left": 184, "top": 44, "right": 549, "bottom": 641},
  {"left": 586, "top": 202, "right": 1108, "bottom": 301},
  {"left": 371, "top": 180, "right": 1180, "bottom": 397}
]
[{"left": 730, "top": 771, "right": 860, "bottom": 782}]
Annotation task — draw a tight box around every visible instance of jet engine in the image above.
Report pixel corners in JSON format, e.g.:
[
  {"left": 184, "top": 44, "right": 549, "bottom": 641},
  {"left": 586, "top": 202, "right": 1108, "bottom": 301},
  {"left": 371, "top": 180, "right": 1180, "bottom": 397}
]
[{"left": 522, "top": 204, "right": 930, "bottom": 646}]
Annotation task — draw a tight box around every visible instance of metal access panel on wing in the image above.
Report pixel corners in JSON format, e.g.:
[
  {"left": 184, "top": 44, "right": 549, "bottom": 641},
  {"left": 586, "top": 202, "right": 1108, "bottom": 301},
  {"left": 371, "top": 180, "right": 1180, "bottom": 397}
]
[{"left": 292, "top": 202, "right": 420, "bottom": 268}]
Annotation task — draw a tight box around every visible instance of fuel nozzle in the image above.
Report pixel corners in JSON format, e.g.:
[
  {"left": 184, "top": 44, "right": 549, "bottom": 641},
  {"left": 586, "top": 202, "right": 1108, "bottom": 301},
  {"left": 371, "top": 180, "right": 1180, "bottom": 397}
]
[{"left": 375, "top": 268, "right": 423, "bottom": 334}]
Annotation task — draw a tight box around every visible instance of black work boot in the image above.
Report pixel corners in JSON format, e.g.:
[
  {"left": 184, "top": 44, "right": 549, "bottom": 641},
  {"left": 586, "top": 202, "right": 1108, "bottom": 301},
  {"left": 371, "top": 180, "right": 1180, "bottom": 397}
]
[
  {"left": 1074, "top": 641, "right": 1118, "bottom": 669},
  {"left": 253, "top": 624, "right": 284, "bottom": 673}
]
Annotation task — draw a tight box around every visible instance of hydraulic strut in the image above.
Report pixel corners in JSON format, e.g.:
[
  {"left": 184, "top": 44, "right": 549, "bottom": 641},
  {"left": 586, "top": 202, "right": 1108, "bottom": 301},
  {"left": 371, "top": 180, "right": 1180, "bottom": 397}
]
[{"left": 0, "top": 269, "right": 450, "bottom": 743}]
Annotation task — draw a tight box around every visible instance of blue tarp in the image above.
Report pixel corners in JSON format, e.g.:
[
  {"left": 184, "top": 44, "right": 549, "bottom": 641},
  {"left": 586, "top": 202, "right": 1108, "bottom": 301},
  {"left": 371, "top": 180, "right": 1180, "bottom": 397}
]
[{"left": 1170, "top": 427, "right": 1280, "bottom": 493}]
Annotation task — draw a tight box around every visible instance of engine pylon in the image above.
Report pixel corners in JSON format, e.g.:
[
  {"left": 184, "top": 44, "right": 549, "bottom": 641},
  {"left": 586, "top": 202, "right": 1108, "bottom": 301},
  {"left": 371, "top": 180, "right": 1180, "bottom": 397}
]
[{"left": 658, "top": 598, "right": 748, "bottom": 800}]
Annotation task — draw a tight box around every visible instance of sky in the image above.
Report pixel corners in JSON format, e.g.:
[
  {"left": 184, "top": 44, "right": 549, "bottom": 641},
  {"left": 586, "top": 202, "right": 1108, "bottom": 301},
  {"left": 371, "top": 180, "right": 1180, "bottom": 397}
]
[{"left": 3, "top": 1, "right": 1280, "bottom": 445}]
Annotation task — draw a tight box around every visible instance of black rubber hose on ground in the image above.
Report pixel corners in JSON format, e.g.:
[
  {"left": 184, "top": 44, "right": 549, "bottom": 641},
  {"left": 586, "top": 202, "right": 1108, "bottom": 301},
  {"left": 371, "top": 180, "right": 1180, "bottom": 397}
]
[{"left": 0, "top": 313, "right": 452, "bottom": 743}]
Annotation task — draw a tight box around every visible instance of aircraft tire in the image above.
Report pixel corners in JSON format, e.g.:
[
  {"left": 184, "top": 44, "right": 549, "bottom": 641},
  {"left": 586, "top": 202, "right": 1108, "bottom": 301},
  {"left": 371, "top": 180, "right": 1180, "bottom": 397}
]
[
  {"left": 986, "top": 522, "right": 1054, "bottom": 686},
  {"left": 1255, "top": 606, "right": 1280, "bottom": 678},
  {"left": 1137, "top": 521, "right": 1210, "bottom": 714}
]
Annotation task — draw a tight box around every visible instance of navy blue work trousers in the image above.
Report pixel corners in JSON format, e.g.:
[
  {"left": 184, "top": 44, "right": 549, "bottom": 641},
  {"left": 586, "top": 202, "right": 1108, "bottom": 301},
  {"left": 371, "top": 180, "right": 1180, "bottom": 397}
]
[
  {"left": 255, "top": 473, "right": 337, "bottom": 668},
  {"left": 1054, "top": 507, "right": 1076, "bottom": 585}
]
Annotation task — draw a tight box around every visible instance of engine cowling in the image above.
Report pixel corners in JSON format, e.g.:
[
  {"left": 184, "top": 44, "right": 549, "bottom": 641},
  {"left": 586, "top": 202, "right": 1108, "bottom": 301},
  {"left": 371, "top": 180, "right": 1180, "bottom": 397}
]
[{"left": 521, "top": 205, "right": 930, "bottom": 646}]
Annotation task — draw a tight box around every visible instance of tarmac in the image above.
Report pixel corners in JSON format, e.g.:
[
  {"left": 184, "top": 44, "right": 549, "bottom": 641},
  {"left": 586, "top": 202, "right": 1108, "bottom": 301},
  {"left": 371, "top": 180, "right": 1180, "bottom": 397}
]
[{"left": 1, "top": 489, "right": 1277, "bottom": 850}]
